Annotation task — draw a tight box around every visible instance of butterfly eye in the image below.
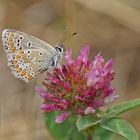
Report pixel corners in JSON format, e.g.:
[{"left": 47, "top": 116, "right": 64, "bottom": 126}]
[
  {"left": 56, "top": 47, "right": 61, "bottom": 52},
  {"left": 55, "top": 46, "right": 64, "bottom": 53}
]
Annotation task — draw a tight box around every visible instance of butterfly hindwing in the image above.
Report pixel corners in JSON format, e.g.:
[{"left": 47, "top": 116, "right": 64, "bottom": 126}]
[{"left": 8, "top": 49, "right": 55, "bottom": 82}]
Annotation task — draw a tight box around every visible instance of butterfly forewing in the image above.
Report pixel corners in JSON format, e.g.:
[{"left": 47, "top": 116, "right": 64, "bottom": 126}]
[
  {"left": 2, "top": 29, "right": 57, "bottom": 82},
  {"left": 2, "top": 29, "right": 56, "bottom": 53}
]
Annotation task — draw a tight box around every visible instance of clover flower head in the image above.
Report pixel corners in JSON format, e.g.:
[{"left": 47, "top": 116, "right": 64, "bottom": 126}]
[{"left": 36, "top": 45, "right": 118, "bottom": 123}]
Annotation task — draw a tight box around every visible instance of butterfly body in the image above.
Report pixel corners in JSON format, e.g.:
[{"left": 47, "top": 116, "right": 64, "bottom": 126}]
[{"left": 2, "top": 29, "right": 64, "bottom": 82}]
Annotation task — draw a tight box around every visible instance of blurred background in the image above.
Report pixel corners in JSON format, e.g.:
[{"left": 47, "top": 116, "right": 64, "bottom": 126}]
[{"left": 0, "top": 0, "right": 140, "bottom": 140}]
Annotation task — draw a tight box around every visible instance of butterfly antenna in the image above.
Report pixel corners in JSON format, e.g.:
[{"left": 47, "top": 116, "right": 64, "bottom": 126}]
[
  {"left": 57, "top": 26, "right": 68, "bottom": 45},
  {"left": 60, "top": 32, "right": 77, "bottom": 43}
]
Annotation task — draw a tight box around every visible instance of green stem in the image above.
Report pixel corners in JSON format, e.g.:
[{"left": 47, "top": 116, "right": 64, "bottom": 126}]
[
  {"left": 86, "top": 129, "right": 92, "bottom": 140},
  {"left": 87, "top": 134, "right": 92, "bottom": 140}
]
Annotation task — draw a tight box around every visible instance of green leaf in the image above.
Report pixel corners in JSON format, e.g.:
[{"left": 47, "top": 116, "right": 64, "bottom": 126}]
[
  {"left": 76, "top": 115, "right": 101, "bottom": 132},
  {"left": 106, "top": 98, "right": 140, "bottom": 118},
  {"left": 100, "top": 118, "right": 138, "bottom": 140},
  {"left": 93, "top": 125, "right": 115, "bottom": 140},
  {"left": 44, "top": 112, "right": 85, "bottom": 140}
]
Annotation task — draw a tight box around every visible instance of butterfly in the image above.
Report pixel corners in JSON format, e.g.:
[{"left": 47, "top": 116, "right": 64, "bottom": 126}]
[{"left": 2, "top": 29, "right": 64, "bottom": 83}]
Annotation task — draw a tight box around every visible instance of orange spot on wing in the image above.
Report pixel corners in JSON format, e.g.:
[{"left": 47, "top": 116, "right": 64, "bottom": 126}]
[
  {"left": 16, "top": 55, "right": 21, "bottom": 59},
  {"left": 17, "top": 68, "right": 22, "bottom": 73},
  {"left": 10, "top": 47, "right": 16, "bottom": 53},
  {"left": 28, "top": 75, "right": 33, "bottom": 81},
  {"left": 8, "top": 37, "right": 13, "bottom": 42},
  {"left": 21, "top": 71, "right": 26, "bottom": 76},
  {"left": 9, "top": 42, "right": 14, "bottom": 48},
  {"left": 15, "top": 64, "right": 19, "bottom": 68},
  {"left": 9, "top": 32, "right": 14, "bottom": 37},
  {"left": 19, "top": 51, "right": 24, "bottom": 54},
  {"left": 8, "top": 33, "right": 14, "bottom": 42},
  {"left": 14, "top": 60, "right": 18, "bottom": 65}
]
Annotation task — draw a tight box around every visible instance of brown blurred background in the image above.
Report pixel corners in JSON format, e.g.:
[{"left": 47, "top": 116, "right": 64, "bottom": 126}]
[{"left": 0, "top": 0, "right": 140, "bottom": 140}]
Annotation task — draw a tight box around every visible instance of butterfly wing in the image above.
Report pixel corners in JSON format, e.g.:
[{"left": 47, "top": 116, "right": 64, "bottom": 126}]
[
  {"left": 2, "top": 29, "right": 56, "bottom": 55},
  {"left": 2, "top": 29, "right": 57, "bottom": 82},
  {"left": 9, "top": 49, "right": 54, "bottom": 82}
]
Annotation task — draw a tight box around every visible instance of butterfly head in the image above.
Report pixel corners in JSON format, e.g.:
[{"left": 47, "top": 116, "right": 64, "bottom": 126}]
[{"left": 55, "top": 43, "right": 65, "bottom": 56}]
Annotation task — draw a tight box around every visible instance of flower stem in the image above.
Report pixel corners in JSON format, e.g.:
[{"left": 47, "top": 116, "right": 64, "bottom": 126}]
[
  {"left": 87, "top": 134, "right": 92, "bottom": 140},
  {"left": 86, "top": 129, "right": 92, "bottom": 140}
]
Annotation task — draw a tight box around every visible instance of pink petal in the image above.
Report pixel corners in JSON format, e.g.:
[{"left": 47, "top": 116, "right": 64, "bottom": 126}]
[
  {"left": 65, "top": 49, "right": 73, "bottom": 65},
  {"left": 86, "top": 68, "right": 97, "bottom": 86},
  {"left": 55, "top": 112, "right": 71, "bottom": 124},
  {"left": 77, "top": 108, "right": 84, "bottom": 115},
  {"left": 57, "top": 99, "right": 71, "bottom": 109},
  {"left": 62, "top": 82, "right": 72, "bottom": 91},
  {"left": 76, "top": 45, "right": 90, "bottom": 65},
  {"left": 93, "top": 53, "right": 104, "bottom": 68},
  {"left": 84, "top": 107, "right": 96, "bottom": 115},
  {"left": 41, "top": 104, "right": 62, "bottom": 112},
  {"left": 54, "top": 68, "right": 66, "bottom": 79},
  {"left": 35, "top": 86, "right": 60, "bottom": 102},
  {"left": 92, "top": 99, "right": 104, "bottom": 108},
  {"left": 104, "top": 92, "right": 119, "bottom": 104},
  {"left": 104, "top": 59, "right": 113, "bottom": 73},
  {"left": 47, "top": 72, "right": 60, "bottom": 84}
]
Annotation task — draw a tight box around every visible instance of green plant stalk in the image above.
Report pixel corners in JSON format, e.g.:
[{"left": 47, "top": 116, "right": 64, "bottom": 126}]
[{"left": 86, "top": 127, "right": 93, "bottom": 140}]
